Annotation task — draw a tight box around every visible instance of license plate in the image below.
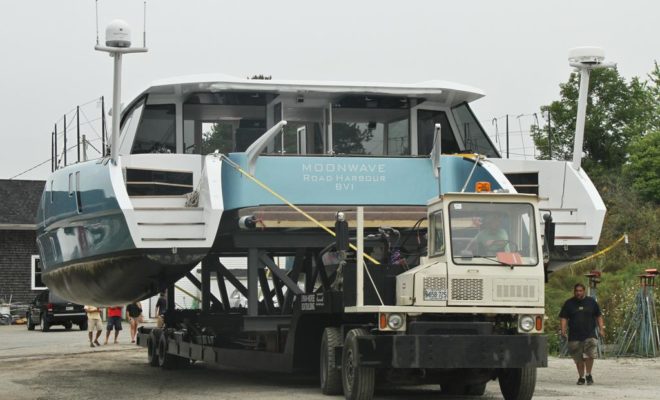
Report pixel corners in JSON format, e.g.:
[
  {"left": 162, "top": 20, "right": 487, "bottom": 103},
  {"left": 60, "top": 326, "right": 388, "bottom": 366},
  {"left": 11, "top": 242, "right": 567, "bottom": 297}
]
[
  {"left": 66, "top": 306, "right": 73, "bottom": 311},
  {"left": 423, "top": 288, "right": 447, "bottom": 301}
]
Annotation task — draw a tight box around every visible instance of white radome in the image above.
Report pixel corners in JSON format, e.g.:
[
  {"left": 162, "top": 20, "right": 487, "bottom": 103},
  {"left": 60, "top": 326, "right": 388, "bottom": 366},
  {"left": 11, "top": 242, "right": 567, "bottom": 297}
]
[
  {"left": 105, "top": 19, "right": 132, "bottom": 48},
  {"left": 568, "top": 46, "right": 605, "bottom": 65}
]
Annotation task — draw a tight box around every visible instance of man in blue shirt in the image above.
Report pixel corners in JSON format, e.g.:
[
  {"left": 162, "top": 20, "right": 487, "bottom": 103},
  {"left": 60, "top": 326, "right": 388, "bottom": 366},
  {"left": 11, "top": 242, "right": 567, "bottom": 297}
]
[{"left": 559, "top": 283, "right": 605, "bottom": 385}]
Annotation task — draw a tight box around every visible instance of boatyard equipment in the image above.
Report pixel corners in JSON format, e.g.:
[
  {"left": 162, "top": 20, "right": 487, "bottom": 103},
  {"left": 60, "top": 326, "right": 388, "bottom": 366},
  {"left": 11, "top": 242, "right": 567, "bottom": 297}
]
[{"left": 615, "top": 269, "right": 660, "bottom": 357}]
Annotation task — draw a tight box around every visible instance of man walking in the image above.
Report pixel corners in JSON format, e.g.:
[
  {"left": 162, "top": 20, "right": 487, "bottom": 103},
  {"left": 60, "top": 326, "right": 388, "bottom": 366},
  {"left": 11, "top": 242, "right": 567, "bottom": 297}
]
[
  {"left": 559, "top": 283, "right": 605, "bottom": 385},
  {"left": 155, "top": 291, "right": 167, "bottom": 328},
  {"left": 84, "top": 305, "right": 103, "bottom": 347}
]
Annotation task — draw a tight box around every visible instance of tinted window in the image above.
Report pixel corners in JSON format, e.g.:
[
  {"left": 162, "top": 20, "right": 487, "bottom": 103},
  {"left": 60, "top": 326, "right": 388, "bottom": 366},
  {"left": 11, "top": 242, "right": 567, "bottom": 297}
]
[
  {"left": 417, "top": 110, "right": 460, "bottom": 155},
  {"left": 451, "top": 103, "right": 499, "bottom": 157},
  {"left": 132, "top": 104, "right": 176, "bottom": 154}
]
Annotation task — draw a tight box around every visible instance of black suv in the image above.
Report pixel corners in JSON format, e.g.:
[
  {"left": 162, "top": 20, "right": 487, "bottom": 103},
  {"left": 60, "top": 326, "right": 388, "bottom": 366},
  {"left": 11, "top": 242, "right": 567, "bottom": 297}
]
[{"left": 26, "top": 290, "right": 87, "bottom": 332}]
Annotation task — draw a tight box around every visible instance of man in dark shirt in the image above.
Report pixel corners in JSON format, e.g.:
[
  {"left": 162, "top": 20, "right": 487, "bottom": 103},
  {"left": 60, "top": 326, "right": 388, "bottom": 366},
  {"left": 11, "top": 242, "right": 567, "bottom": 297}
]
[
  {"left": 559, "top": 283, "right": 605, "bottom": 386},
  {"left": 155, "top": 291, "right": 167, "bottom": 328}
]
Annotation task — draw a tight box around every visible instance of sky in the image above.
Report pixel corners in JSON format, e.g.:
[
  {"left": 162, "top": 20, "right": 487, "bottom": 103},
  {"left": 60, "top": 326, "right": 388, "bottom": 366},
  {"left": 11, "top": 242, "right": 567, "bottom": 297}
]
[{"left": 2, "top": 0, "right": 659, "bottom": 180}]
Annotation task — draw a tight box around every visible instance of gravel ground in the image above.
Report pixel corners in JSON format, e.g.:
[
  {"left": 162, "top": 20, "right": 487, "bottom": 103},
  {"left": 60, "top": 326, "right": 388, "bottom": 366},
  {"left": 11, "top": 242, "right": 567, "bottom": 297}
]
[{"left": 1, "top": 325, "right": 659, "bottom": 399}]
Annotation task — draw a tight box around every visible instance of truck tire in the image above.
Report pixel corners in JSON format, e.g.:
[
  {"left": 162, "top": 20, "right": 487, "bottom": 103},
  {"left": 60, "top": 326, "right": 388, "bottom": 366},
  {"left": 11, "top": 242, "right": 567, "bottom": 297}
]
[
  {"left": 40, "top": 314, "right": 50, "bottom": 332},
  {"left": 27, "top": 313, "right": 35, "bottom": 331},
  {"left": 64, "top": 321, "right": 73, "bottom": 330},
  {"left": 157, "top": 334, "right": 180, "bottom": 370},
  {"left": 498, "top": 367, "right": 536, "bottom": 400},
  {"left": 342, "top": 328, "right": 375, "bottom": 400},
  {"left": 320, "top": 327, "right": 342, "bottom": 395},
  {"left": 147, "top": 333, "right": 159, "bottom": 367},
  {"left": 79, "top": 320, "right": 88, "bottom": 331}
]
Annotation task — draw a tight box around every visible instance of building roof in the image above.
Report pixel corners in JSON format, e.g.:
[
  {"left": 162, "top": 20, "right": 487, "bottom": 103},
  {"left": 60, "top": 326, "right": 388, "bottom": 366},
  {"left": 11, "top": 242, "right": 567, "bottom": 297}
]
[{"left": 0, "top": 180, "right": 45, "bottom": 229}]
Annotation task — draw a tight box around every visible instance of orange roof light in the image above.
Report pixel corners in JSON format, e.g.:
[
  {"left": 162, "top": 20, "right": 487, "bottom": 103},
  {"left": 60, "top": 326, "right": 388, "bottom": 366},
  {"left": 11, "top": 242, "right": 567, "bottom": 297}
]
[{"left": 475, "top": 181, "right": 491, "bottom": 193}]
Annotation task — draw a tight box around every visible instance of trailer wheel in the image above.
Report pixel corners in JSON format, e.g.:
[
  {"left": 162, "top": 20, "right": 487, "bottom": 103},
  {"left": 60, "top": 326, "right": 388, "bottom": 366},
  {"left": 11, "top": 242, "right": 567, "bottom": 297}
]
[
  {"left": 498, "top": 367, "right": 536, "bottom": 400},
  {"left": 320, "top": 327, "right": 342, "bottom": 395},
  {"left": 342, "top": 328, "right": 375, "bottom": 400},
  {"left": 147, "top": 333, "right": 159, "bottom": 367},
  {"left": 157, "top": 334, "right": 179, "bottom": 369}
]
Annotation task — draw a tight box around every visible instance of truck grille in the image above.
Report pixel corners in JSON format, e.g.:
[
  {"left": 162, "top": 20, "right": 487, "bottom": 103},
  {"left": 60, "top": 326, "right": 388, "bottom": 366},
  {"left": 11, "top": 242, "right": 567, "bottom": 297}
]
[
  {"left": 495, "top": 283, "right": 537, "bottom": 300},
  {"left": 423, "top": 276, "right": 447, "bottom": 301},
  {"left": 451, "top": 278, "right": 484, "bottom": 301}
]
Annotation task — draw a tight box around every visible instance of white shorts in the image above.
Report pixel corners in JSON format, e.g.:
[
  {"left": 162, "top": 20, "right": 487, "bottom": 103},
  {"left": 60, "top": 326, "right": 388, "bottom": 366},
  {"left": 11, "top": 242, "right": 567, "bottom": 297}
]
[{"left": 88, "top": 318, "right": 103, "bottom": 332}]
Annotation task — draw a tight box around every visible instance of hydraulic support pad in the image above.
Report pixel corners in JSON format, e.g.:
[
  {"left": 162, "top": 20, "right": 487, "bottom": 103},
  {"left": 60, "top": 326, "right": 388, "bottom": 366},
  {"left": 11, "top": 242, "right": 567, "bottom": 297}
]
[{"left": 355, "top": 334, "right": 547, "bottom": 369}]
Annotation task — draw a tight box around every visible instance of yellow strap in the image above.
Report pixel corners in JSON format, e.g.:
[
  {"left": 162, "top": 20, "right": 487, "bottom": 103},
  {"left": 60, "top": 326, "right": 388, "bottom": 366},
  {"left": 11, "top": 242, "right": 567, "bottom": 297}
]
[
  {"left": 221, "top": 156, "right": 381, "bottom": 265},
  {"left": 568, "top": 234, "right": 626, "bottom": 271}
]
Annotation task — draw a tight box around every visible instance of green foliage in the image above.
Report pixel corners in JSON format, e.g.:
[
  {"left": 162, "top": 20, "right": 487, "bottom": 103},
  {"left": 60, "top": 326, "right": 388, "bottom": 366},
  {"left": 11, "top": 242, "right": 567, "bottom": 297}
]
[
  {"left": 532, "top": 66, "right": 658, "bottom": 174},
  {"left": 623, "top": 130, "right": 660, "bottom": 203}
]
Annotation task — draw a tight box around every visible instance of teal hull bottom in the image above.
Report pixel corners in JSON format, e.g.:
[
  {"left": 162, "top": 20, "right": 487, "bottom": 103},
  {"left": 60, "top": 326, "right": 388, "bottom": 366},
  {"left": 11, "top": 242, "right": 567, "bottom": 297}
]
[{"left": 42, "top": 249, "right": 207, "bottom": 306}]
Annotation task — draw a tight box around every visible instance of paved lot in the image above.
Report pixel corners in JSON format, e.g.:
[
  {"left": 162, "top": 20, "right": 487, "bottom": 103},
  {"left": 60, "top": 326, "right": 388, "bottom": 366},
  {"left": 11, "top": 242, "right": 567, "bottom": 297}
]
[{"left": 1, "top": 325, "right": 659, "bottom": 399}]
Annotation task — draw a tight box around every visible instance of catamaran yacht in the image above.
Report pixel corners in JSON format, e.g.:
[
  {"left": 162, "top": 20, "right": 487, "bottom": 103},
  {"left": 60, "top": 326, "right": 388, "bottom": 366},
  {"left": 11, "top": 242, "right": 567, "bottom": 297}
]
[{"left": 36, "top": 75, "right": 605, "bottom": 305}]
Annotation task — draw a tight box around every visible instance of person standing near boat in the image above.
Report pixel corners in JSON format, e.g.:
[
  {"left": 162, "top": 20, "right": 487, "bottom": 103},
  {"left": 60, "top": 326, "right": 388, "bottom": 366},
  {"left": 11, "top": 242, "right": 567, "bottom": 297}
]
[
  {"left": 155, "top": 291, "right": 167, "bottom": 328},
  {"left": 559, "top": 283, "right": 605, "bottom": 385},
  {"left": 84, "top": 305, "right": 103, "bottom": 347},
  {"left": 126, "top": 301, "right": 143, "bottom": 343},
  {"left": 104, "top": 306, "right": 123, "bottom": 344}
]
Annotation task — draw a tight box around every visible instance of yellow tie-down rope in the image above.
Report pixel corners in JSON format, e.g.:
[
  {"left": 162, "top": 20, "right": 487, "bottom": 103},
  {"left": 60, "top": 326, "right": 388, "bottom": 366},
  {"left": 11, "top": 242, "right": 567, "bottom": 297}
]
[
  {"left": 568, "top": 234, "right": 627, "bottom": 272},
  {"left": 220, "top": 155, "right": 381, "bottom": 265}
]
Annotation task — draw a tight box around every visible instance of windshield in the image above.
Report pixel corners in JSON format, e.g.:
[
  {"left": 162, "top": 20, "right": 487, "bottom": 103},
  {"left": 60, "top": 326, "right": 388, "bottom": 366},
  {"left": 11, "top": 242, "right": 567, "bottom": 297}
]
[{"left": 449, "top": 202, "right": 538, "bottom": 266}]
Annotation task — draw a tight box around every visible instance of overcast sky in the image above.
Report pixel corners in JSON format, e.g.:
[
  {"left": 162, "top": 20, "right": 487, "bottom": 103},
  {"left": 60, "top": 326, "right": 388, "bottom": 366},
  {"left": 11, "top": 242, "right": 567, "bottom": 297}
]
[{"left": 2, "top": 0, "right": 659, "bottom": 180}]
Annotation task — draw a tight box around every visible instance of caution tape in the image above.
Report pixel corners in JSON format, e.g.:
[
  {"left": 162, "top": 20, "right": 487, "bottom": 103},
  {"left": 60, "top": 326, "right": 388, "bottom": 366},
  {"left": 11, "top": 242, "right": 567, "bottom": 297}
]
[
  {"left": 220, "top": 155, "right": 381, "bottom": 265},
  {"left": 568, "top": 234, "right": 627, "bottom": 271}
]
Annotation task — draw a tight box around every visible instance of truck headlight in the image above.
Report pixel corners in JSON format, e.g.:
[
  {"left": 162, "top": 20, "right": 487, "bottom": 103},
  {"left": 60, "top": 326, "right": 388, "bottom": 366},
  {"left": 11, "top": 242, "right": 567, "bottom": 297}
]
[
  {"left": 519, "top": 315, "right": 535, "bottom": 332},
  {"left": 387, "top": 313, "right": 404, "bottom": 330}
]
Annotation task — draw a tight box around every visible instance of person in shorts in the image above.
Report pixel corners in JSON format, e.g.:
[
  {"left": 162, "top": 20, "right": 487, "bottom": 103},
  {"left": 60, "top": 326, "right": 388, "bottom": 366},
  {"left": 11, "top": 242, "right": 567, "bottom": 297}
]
[
  {"left": 126, "top": 301, "right": 143, "bottom": 343},
  {"left": 559, "top": 283, "right": 605, "bottom": 385},
  {"left": 104, "top": 306, "right": 123, "bottom": 344},
  {"left": 84, "top": 305, "right": 103, "bottom": 347}
]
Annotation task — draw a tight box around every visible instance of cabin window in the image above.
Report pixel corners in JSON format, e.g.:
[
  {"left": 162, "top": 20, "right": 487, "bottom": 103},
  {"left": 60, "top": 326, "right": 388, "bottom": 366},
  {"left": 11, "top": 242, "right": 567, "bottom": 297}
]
[
  {"left": 430, "top": 211, "right": 445, "bottom": 256},
  {"left": 331, "top": 95, "right": 410, "bottom": 155},
  {"left": 417, "top": 110, "right": 460, "bottom": 155},
  {"left": 31, "top": 255, "right": 46, "bottom": 290},
  {"left": 131, "top": 104, "right": 176, "bottom": 154},
  {"left": 451, "top": 103, "right": 499, "bottom": 158},
  {"left": 183, "top": 92, "right": 268, "bottom": 155},
  {"left": 273, "top": 103, "right": 324, "bottom": 155}
]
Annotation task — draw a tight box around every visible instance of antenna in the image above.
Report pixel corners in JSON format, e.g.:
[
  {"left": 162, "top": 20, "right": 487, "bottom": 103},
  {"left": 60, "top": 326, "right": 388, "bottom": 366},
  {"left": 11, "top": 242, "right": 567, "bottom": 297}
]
[
  {"left": 95, "top": 0, "right": 100, "bottom": 45},
  {"left": 143, "top": 1, "right": 147, "bottom": 48}
]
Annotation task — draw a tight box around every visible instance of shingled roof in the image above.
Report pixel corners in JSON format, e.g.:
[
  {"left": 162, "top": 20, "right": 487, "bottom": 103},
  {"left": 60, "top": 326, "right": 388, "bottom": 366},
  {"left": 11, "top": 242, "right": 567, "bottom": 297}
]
[{"left": 0, "top": 180, "right": 45, "bottom": 228}]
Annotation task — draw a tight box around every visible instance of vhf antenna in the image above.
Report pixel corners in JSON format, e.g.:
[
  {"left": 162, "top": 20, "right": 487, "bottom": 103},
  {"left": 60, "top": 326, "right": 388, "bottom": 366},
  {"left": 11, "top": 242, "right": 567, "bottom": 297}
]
[{"left": 95, "top": 0, "right": 100, "bottom": 46}]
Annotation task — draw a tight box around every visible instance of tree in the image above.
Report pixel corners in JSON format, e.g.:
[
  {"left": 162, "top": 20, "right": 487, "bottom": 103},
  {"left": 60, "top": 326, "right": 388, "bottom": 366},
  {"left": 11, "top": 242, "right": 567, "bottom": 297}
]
[
  {"left": 532, "top": 68, "right": 654, "bottom": 172},
  {"left": 623, "top": 130, "right": 660, "bottom": 203}
]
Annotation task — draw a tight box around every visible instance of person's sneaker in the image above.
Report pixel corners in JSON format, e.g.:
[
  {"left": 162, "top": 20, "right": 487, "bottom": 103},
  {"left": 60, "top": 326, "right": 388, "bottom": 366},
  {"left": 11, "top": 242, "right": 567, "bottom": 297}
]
[
  {"left": 94, "top": 340, "right": 101, "bottom": 346},
  {"left": 90, "top": 342, "right": 95, "bottom": 348},
  {"left": 577, "top": 377, "right": 586, "bottom": 385},
  {"left": 586, "top": 375, "right": 594, "bottom": 385}
]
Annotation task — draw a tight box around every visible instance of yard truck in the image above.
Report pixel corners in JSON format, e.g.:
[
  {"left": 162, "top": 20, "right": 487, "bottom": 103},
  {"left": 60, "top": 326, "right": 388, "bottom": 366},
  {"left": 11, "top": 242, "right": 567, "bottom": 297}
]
[{"left": 137, "top": 186, "right": 547, "bottom": 400}]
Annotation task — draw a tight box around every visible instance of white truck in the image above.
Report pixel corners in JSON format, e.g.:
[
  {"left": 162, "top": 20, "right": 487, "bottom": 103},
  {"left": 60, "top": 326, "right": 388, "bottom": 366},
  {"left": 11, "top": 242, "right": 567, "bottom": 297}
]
[{"left": 138, "top": 187, "right": 547, "bottom": 400}]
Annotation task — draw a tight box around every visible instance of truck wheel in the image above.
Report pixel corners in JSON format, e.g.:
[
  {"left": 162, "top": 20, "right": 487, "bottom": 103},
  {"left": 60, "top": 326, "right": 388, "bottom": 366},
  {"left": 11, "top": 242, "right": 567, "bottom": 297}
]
[
  {"left": 27, "top": 313, "right": 35, "bottom": 331},
  {"left": 79, "top": 320, "right": 88, "bottom": 331},
  {"left": 498, "top": 367, "right": 536, "bottom": 400},
  {"left": 64, "top": 321, "right": 73, "bottom": 330},
  {"left": 147, "top": 333, "right": 159, "bottom": 367},
  {"left": 320, "top": 327, "right": 342, "bottom": 395},
  {"left": 40, "top": 314, "right": 50, "bottom": 332},
  {"left": 342, "top": 328, "right": 375, "bottom": 400},
  {"left": 157, "top": 334, "right": 179, "bottom": 370}
]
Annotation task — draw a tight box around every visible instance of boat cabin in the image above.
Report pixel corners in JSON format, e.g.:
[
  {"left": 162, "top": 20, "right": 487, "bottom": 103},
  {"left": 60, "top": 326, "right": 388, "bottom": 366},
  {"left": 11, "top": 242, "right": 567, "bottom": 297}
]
[{"left": 118, "top": 75, "right": 500, "bottom": 159}]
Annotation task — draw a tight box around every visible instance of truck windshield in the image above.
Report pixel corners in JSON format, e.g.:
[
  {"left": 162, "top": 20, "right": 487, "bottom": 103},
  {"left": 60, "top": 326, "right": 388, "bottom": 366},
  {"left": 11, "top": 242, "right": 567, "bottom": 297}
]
[{"left": 449, "top": 202, "right": 538, "bottom": 266}]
